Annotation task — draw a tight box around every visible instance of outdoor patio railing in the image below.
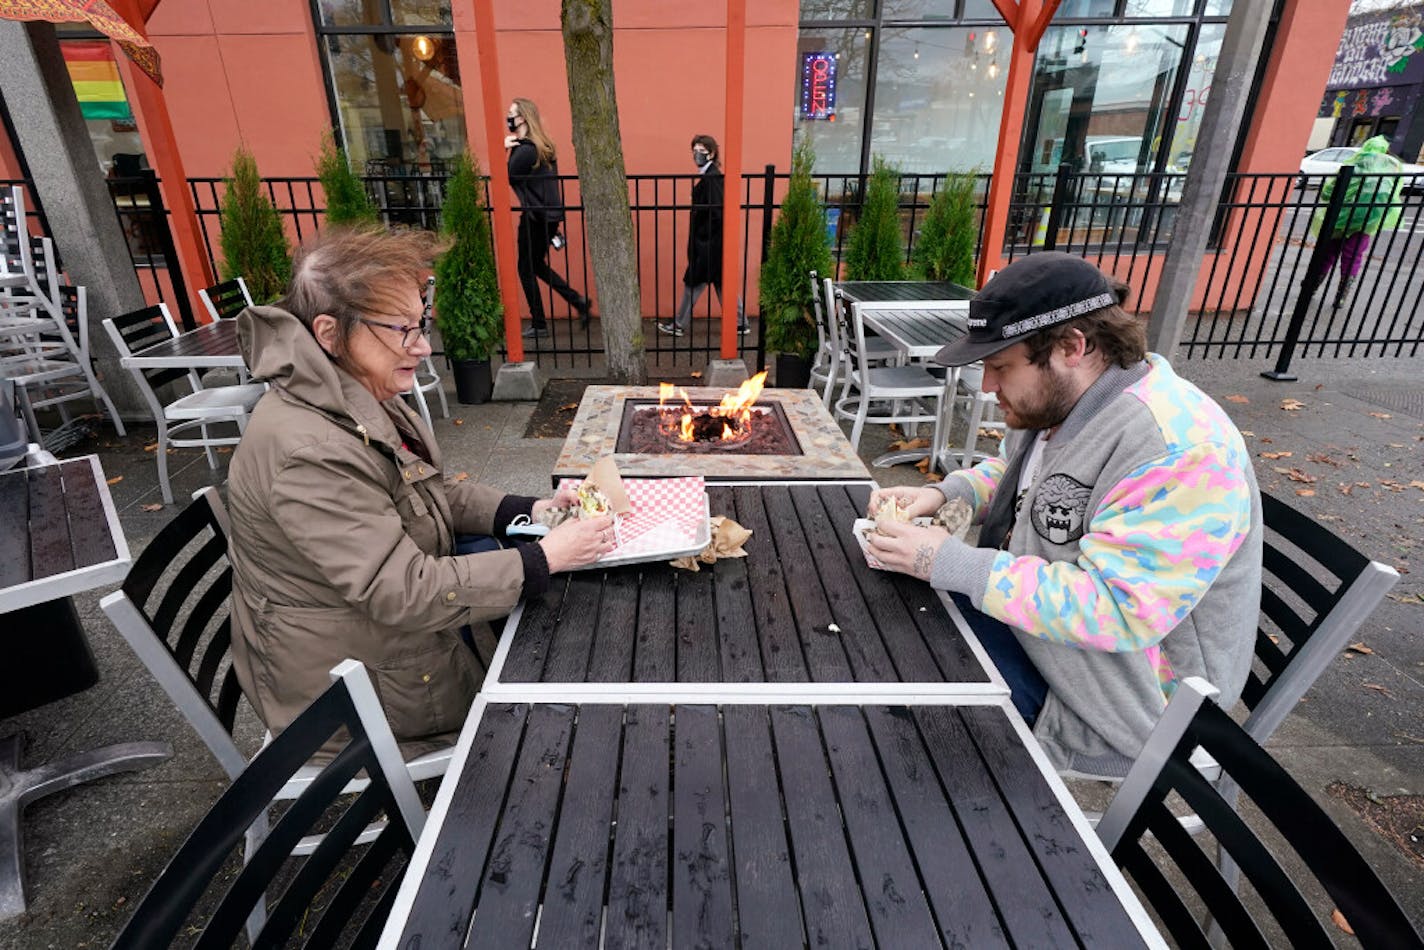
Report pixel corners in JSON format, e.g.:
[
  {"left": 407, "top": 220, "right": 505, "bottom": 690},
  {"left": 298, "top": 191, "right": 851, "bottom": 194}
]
[{"left": 12, "top": 162, "right": 1424, "bottom": 374}]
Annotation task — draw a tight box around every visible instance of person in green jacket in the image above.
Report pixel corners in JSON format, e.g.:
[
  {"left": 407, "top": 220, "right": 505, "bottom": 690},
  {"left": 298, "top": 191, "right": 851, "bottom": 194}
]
[{"left": 1306, "top": 135, "right": 1406, "bottom": 309}]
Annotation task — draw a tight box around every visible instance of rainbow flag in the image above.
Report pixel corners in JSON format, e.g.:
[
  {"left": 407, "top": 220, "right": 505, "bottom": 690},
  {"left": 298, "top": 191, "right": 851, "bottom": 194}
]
[{"left": 62, "top": 41, "right": 132, "bottom": 121}]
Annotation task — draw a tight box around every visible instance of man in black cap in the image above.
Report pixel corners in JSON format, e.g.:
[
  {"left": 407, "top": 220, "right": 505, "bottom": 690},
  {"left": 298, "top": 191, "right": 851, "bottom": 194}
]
[{"left": 866, "top": 252, "right": 1262, "bottom": 776}]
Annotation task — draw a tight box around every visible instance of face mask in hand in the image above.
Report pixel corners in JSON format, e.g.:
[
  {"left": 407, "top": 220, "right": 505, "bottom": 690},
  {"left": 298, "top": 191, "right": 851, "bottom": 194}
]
[
  {"left": 693, "top": 152, "right": 711, "bottom": 168},
  {"left": 507, "top": 117, "right": 519, "bottom": 133}
]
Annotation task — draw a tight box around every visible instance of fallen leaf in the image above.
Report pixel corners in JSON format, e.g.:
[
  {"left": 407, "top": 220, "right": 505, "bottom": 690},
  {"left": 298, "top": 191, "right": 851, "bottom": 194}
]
[
  {"left": 1280, "top": 398, "right": 1306, "bottom": 411},
  {"left": 143, "top": 443, "right": 157, "bottom": 453},
  {"left": 888, "top": 423, "right": 903, "bottom": 436},
  {"left": 978, "top": 427, "right": 1004, "bottom": 440},
  {"left": 1369, "top": 411, "right": 1392, "bottom": 419},
  {"left": 1338, "top": 484, "right": 1354, "bottom": 496},
  {"left": 690, "top": 371, "right": 703, "bottom": 379},
  {"left": 1284, "top": 468, "right": 1317, "bottom": 484},
  {"left": 452, "top": 471, "right": 470, "bottom": 482},
  {"left": 1346, "top": 642, "right": 1374, "bottom": 655},
  {"left": 558, "top": 402, "right": 579, "bottom": 411},
  {"left": 1380, "top": 479, "right": 1407, "bottom": 492},
  {"left": 924, "top": 472, "right": 943, "bottom": 483},
  {"left": 106, "top": 476, "right": 123, "bottom": 485},
  {"left": 1260, "top": 436, "right": 1273, "bottom": 444},
  {"left": 1356, "top": 481, "right": 1372, "bottom": 488},
  {"left": 1225, "top": 394, "right": 1249, "bottom": 404},
  {"left": 914, "top": 457, "right": 931, "bottom": 473},
  {"left": 1240, "top": 430, "right": 1255, "bottom": 437},
  {"left": 141, "top": 503, "right": 163, "bottom": 512},
  {"left": 887, "top": 437, "right": 931, "bottom": 451},
  {"left": 453, "top": 418, "right": 464, "bottom": 426},
  {"left": 1259, "top": 451, "right": 1293, "bottom": 459},
  {"left": 1411, "top": 481, "right": 1424, "bottom": 491},
  {"left": 1266, "top": 633, "right": 1280, "bottom": 644},
  {"left": 218, "top": 447, "right": 232, "bottom": 454},
  {"left": 1314, "top": 383, "right": 1325, "bottom": 391},
  {"left": 1363, "top": 683, "right": 1395, "bottom": 699},
  {"left": 1307, "top": 453, "right": 1340, "bottom": 466},
  {"left": 1296, "top": 489, "right": 1316, "bottom": 497}
]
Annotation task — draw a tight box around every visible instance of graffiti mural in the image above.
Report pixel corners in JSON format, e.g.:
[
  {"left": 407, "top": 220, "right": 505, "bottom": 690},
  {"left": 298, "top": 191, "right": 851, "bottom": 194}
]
[{"left": 1329, "top": 9, "right": 1424, "bottom": 90}]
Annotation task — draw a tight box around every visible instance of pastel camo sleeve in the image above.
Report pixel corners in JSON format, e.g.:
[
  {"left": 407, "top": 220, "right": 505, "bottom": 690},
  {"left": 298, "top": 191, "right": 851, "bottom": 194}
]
[{"left": 978, "top": 441, "right": 1254, "bottom": 653}]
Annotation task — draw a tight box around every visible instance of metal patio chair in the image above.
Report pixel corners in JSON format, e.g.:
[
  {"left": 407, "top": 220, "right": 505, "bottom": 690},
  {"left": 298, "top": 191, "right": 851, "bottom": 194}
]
[
  {"left": 1096, "top": 677, "right": 1423, "bottom": 949},
  {"left": 198, "top": 276, "right": 254, "bottom": 322},
  {"left": 832, "top": 299, "right": 944, "bottom": 450},
  {"left": 102, "top": 303, "right": 266, "bottom": 504},
  {"left": 109, "top": 660, "right": 425, "bottom": 949}
]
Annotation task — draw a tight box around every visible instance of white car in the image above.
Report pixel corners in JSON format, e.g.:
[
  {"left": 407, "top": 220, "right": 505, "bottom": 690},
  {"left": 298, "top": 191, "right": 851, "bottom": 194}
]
[{"left": 1299, "top": 146, "right": 1424, "bottom": 194}]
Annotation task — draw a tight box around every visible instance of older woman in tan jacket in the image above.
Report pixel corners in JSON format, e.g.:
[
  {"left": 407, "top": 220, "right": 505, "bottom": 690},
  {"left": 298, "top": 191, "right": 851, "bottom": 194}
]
[{"left": 226, "top": 227, "right": 612, "bottom": 753}]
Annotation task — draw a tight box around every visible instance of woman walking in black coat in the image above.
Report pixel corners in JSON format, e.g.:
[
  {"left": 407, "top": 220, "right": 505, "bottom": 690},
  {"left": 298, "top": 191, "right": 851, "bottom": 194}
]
[
  {"left": 658, "top": 135, "right": 744, "bottom": 337},
  {"left": 505, "top": 97, "right": 592, "bottom": 338}
]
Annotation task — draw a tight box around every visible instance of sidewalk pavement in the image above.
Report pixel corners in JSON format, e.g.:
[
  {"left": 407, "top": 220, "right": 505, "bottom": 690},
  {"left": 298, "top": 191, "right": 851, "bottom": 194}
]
[{"left": 1, "top": 350, "right": 1420, "bottom": 947}]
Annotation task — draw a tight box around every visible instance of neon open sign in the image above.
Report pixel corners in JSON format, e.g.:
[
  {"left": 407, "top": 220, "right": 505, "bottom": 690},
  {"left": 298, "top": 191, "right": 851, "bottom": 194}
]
[{"left": 800, "top": 52, "right": 837, "bottom": 121}]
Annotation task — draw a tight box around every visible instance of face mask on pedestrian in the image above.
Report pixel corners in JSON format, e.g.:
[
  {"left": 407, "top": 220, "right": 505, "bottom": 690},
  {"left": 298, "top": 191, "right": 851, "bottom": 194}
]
[
  {"left": 507, "top": 116, "right": 520, "bottom": 133},
  {"left": 692, "top": 150, "right": 711, "bottom": 168}
]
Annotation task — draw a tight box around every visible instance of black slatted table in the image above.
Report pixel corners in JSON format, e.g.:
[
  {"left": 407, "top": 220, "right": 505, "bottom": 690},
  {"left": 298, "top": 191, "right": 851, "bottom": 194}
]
[
  {"left": 382, "top": 698, "right": 1163, "bottom": 949},
  {"left": 835, "top": 280, "right": 976, "bottom": 305},
  {"left": 0, "top": 455, "right": 168, "bottom": 919},
  {"left": 117, "top": 318, "right": 243, "bottom": 370},
  {"left": 483, "top": 483, "right": 999, "bottom": 695}
]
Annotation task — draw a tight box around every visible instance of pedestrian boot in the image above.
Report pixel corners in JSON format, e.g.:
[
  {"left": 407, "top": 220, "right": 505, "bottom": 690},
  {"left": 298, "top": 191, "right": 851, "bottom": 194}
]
[{"left": 1333, "top": 275, "right": 1355, "bottom": 310}]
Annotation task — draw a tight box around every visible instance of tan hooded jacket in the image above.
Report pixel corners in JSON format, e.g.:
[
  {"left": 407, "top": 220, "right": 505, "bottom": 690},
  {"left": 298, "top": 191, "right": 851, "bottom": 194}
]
[{"left": 226, "top": 305, "right": 546, "bottom": 753}]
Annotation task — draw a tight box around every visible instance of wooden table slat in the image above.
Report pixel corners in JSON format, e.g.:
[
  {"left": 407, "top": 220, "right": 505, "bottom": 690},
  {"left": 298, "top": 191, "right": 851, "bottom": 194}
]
[
  {"left": 705, "top": 486, "right": 763, "bottom": 682},
  {"left": 0, "top": 469, "right": 31, "bottom": 587},
  {"left": 671, "top": 705, "right": 736, "bottom": 949},
  {"left": 760, "top": 488, "right": 855, "bottom": 681},
  {"left": 787, "top": 485, "right": 898, "bottom": 680},
  {"left": 60, "top": 459, "right": 118, "bottom": 570},
  {"left": 818, "top": 705, "right": 946, "bottom": 947},
  {"left": 464, "top": 704, "right": 577, "bottom": 950},
  {"left": 586, "top": 569, "right": 638, "bottom": 682},
  {"left": 721, "top": 706, "right": 804, "bottom": 949},
  {"left": 862, "top": 705, "right": 1011, "bottom": 948},
  {"left": 721, "top": 487, "right": 809, "bottom": 682},
  {"left": 605, "top": 705, "right": 671, "bottom": 950},
  {"left": 961, "top": 705, "right": 1148, "bottom": 946},
  {"left": 914, "top": 706, "right": 1079, "bottom": 946},
  {"left": 541, "top": 573, "right": 603, "bottom": 681},
  {"left": 500, "top": 576, "right": 568, "bottom": 682},
  {"left": 531, "top": 704, "right": 624, "bottom": 949},
  {"left": 401, "top": 702, "right": 530, "bottom": 945},
  {"left": 674, "top": 567, "right": 719, "bottom": 682},
  {"left": 26, "top": 463, "right": 73, "bottom": 578},
  {"left": 769, "top": 705, "right": 876, "bottom": 948},
  {"left": 632, "top": 569, "right": 676, "bottom": 682}
]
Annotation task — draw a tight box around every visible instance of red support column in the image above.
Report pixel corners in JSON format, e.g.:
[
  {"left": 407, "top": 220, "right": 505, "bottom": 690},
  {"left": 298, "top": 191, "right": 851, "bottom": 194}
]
[
  {"left": 461, "top": 0, "right": 525, "bottom": 362},
  {"left": 720, "top": 0, "right": 747, "bottom": 360},
  {"left": 107, "top": 1, "right": 215, "bottom": 320},
  {"left": 977, "top": 0, "right": 1059, "bottom": 289}
]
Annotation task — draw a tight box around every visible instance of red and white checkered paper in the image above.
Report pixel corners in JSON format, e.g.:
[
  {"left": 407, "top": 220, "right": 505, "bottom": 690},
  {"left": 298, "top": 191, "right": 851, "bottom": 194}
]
[{"left": 557, "top": 475, "right": 708, "bottom": 560}]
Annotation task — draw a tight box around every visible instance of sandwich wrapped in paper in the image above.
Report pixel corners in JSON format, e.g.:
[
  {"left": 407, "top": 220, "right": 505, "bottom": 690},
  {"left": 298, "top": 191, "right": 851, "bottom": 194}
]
[
  {"left": 852, "top": 495, "right": 973, "bottom": 570},
  {"left": 539, "top": 456, "right": 633, "bottom": 529}
]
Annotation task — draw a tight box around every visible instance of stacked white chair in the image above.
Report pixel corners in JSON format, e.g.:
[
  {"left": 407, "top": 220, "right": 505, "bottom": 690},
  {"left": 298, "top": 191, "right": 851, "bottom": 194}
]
[
  {"left": 1, "top": 187, "right": 125, "bottom": 441},
  {"left": 408, "top": 275, "right": 448, "bottom": 428}
]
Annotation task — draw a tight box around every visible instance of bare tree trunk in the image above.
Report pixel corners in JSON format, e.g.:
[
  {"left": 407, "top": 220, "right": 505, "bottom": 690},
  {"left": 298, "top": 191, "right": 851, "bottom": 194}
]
[{"left": 562, "top": 0, "right": 646, "bottom": 384}]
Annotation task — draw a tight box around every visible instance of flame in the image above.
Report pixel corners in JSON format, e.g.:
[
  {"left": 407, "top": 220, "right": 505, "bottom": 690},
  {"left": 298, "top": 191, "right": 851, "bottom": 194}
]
[{"left": 655, "top": 371, "right": 769, "bottom": 443}]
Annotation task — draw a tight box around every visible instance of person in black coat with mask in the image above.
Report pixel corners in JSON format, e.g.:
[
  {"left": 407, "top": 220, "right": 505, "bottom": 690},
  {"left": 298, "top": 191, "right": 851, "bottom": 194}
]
[
  {"left": 505, "top": 97, "right": 592, "bottom": 338},
  {"left": 658, "top": 134, "right": 744, "bottom": 338}
]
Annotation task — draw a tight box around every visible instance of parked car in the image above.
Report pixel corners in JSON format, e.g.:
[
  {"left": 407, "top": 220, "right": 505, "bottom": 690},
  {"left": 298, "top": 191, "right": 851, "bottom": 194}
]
[{"left": 1298, "top": 146, "right": 1424, "bottom": 195}]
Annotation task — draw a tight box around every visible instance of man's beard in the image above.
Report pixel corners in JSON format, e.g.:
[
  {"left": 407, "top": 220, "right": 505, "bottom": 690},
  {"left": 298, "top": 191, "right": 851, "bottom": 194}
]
[{"left": 999, "top": 365, "right": 1078, "bottom": 431}]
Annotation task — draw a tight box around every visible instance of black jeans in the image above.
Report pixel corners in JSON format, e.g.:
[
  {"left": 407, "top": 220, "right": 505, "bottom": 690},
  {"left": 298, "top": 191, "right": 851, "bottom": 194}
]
[{"left": 517, "top": 214, "right": 584, "bottom": 327}]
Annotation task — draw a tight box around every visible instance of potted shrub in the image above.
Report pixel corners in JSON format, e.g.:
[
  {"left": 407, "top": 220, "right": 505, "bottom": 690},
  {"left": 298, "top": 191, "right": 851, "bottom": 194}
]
[
  {"left": 435, "top": 151, "right": 502, "bottom": 404},
  {"left": 844, "top": 155, "right": 906, "bottom": 281},
  {"left": 219, "top": 146, "right": 291, "bottom": 302},
  {"left": 912, "top": 170, "right": 979, "bottom": 286},
  {"left": 760, "top": 140, "right": 832, "bottom": 388},
  {"left": 316, "top": 134, "right": 380, "bottom": 227}
]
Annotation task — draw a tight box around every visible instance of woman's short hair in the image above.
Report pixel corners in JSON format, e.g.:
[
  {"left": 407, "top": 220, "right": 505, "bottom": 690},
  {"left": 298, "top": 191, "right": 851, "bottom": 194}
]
[
  {"left": 691, "top": 134, "right": 720, "bottom": 166},
  {"left": 278, "top": 226, "right": 446, "bottom": 357},
  {"left": 1023, "top": 277, "right": 1147, "bottom": 369}
]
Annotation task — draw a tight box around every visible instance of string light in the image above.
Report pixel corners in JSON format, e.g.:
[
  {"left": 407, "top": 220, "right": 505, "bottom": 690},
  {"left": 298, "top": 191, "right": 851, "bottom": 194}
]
[
  {"left": 988, "top": 59, "right": 999, "bottom": 79},
  {"left": 411, "top": 35, "right": 435, "bottom": 61}
]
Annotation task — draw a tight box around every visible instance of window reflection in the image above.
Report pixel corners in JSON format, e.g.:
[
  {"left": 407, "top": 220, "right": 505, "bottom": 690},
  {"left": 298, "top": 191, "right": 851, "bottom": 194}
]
[
  {"left": 870, "top": 26, "right": 1011, "bottom": 173},
  {"left": 1166, "top": 22, "right": 1220, "bottom": 171},
  {"left": 323, "top": 33, "right": 466, "bottom": 172},
  {"left": 799, "top": 0, "right": 875, "bottom": 20}
]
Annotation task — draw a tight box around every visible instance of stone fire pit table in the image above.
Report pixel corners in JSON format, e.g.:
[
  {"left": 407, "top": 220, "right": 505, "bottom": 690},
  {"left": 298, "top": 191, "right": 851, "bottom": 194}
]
[{"left": 552, "top": 385, "right": 871, "bottom": 485}]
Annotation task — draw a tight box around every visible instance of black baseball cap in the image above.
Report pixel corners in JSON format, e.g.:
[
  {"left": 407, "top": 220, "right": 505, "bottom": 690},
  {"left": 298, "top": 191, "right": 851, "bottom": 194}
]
[{"left": 934, "top": 252, "right": 1118, "bottom": 366}]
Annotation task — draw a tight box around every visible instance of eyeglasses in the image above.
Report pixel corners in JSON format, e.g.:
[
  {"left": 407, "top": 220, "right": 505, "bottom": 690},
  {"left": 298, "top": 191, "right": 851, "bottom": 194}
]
[{"left": 359, "top": 315, "right": 430, "bottom": 349}]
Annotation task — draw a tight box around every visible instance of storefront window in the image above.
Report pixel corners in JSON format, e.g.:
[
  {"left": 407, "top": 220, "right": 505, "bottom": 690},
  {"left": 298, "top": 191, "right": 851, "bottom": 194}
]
[
  {"left": 313, "top": 1, "right": 464, "bottom": 173},
  {"left": 1022, "top": 22, "right": 1191, "bottom": 176},
  {"left": 1165, "top": 22, "right": 1220, "bottom": 171},
  {"left": 794, "top": 28, "right": 872, "bottom": 172},
  {"left": 870, "top": 26, "right": 1012, "bottom": 173},
  {"left": 800, "top": 0, "right": 874, "bottom": 21},
  {"left": 1123, "top": 0, "right": 1197, "bottom": 16}
]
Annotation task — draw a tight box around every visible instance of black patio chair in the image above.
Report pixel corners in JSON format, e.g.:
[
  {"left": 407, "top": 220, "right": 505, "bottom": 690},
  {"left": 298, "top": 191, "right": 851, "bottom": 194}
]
[
  {"left": 110, "top": 660, "right": 426, "bottom": 949},
  {"left": 1096, "top": 677, "right": 1423, "bottom": 949}
]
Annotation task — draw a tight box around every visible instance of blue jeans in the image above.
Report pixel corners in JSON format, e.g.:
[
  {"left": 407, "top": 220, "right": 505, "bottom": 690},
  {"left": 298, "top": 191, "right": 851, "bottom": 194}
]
[
  {"left": 454, "top": 534, "right": 506, "bottom": 651},
  {"left": 949, "top": 592, "right": 1049, "bottom": 724}
]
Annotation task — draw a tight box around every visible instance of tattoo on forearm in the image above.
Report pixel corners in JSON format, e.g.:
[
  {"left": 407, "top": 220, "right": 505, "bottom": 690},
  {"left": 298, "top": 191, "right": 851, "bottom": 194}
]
[{"left": 912, "top": 543, "right": 934, "bottom": 578}]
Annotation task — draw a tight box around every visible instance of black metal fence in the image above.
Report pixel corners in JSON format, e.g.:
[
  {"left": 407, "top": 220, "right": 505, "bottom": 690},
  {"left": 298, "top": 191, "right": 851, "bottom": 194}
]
[{"left": 14, "top": 163, "right": 1424, "bottom": 375}]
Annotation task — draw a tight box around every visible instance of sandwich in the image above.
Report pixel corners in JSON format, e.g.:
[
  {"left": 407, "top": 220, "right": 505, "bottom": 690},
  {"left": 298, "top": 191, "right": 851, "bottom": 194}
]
[{"left": 576, "top": 483, "right": 612, "bottom": 519}]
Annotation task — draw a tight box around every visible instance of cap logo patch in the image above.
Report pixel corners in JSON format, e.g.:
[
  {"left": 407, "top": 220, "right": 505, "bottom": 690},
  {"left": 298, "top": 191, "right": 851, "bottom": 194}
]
[{"left": 999, "top": 291, "right": 1115, "bottom": 339}]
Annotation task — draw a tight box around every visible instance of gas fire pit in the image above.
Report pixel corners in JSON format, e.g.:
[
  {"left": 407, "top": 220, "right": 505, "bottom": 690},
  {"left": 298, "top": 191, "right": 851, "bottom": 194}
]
[{"left": 553, "top": 380, "right": 870, "bottom": 484}]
